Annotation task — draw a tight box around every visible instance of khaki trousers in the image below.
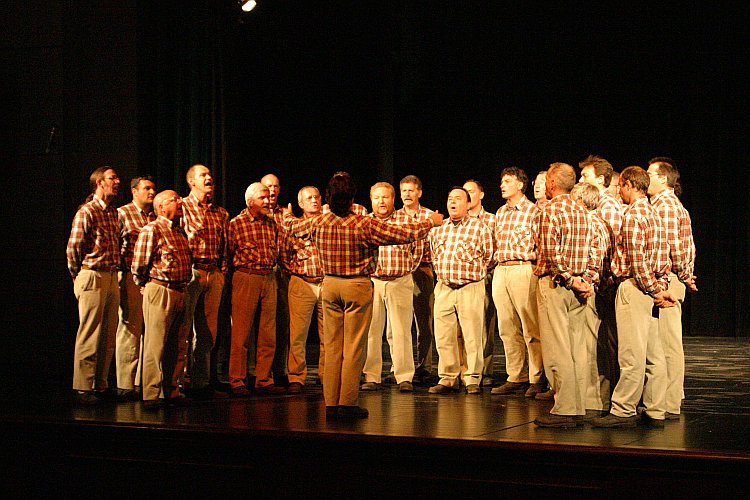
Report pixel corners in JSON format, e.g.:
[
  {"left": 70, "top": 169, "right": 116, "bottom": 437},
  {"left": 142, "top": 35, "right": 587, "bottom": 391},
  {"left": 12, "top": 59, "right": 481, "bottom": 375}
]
[
  {"left": 229, "top": 272, "right": 277, "bottom": 388},
  {"left": 72, "top": 269, "right": 119, "bottom": 391},
  {"left": 583, "top": 294, "right": 610, "bottom": 410},
  {"left": 413, "top": 264, "right": 435, "bottom": 372},
  {"left": 321, "top": 276, "right": 373, "bottom": 407},
  {"left": 660, "top": 273, "right": 686, "bottom": 414},
  {"left": 457, "top": 273, "right": 497, "bottom": 378},
  {"left": 610, "top": 278, "right": 667, "bottom": 419},
  {"left": 141, "top": 282, "right": 188, "bottom": 401},
  {"left": 434, "top": 281, "right": 485, "bottom": 388},
  {"left": 184, "top": 267, "right": 225, "bottom": 389},
  {"left": 536, "top": 276, "right": 587, "bottom": 416},
  {"left": 287, "top": 275, "right": 325, "bottom": 384},
  {"left": 492, "top": 265, "right": 543, "bottom": 384},
  {"left": 364, "top": 274, "right": 415, "bottom": 384},
  {"left": 116, "top": 271, "right": 144, "bottom": 390}
]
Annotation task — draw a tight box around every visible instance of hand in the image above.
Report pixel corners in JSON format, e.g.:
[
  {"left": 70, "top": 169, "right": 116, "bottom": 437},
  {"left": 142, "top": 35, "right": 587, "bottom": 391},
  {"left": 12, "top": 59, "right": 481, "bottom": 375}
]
[
  {"left": 428, "top": 211, "right": 444, "bottom": 227},
  {"left": 139, "top": 286, "right": 145, "bottom": 296},
  {"left": 281, "top": 203, "right": 293, "bottom": 218},
  {"left": 653, "top": 290, "right": 677, "bottom": 308},
  {"left": 571, "top": 277, "right": 594, "bottom": 298},
  {"left": 686, "top": 274, "right": 698, "bottom": 293}
]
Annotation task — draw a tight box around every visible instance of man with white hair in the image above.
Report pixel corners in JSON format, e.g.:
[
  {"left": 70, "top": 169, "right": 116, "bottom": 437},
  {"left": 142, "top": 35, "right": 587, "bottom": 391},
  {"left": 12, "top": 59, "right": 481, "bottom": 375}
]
[{"left": 227, "top": 182, "right": 285, "bottom": 396}]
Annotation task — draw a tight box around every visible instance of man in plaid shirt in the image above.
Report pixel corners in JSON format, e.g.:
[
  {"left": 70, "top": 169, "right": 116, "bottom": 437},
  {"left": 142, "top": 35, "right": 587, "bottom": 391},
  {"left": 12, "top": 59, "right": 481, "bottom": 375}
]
[
  {"left": 462, "top": 179, "right": 498, "bottom": 387},
  {"left": 115, "top": 175, "right": 155, "bottom": 400},
  {"left": 570, "top": 182, "right": 614, "bottom": 415},
  {"left": 362, "top": 182, "right": 424, "bottom": 393},
  {"left": 282, "top": 186, "right": 326, "bottom": 394},
  {"left": 489, "top": 168, "right": 546, "bottom": 398},
  {"left": 132, "top": 190, "right": 193, "bottom": 409},
  {"left": 283, "top": 172, "right": 441, "bottom": 419},
  {"left": 593, "top": 166, "right": 677, "bottom": 428},
  {"left": 227, "top": 182, "right": 285, "bottom": 397},
  {"left": 262, "top": 173, "right": 291, "bottom": 388},
  {"left": 428, "top": 187, "right": 494, "bottom": 395},
  {"left": 533, "top": 163, "right": 602, "bottom": 428},
  {"left": 181, "top": 164, "right": 230, "bottom": 400},
  {"left": 579, "top": 155, "right": 623, "bottom": 393},
  {"left": 67, "top": 167, "right": 121, "bottom": 405},
  {"left": 647, "top": 157, "right": 697, "bottom": 420},
  {"left": 398, "top": 175, "right": 438, "bottom": 385}
]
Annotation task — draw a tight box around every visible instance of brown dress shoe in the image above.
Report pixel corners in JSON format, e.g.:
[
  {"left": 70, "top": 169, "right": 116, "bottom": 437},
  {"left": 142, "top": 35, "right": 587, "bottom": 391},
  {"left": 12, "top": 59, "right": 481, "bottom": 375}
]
[
  {"left": 534, "top": 412, "right": 582, "bottom": 428},
  {"left": 287, "top": 382, "right": 303, "bottom": 394},
  {"left": 231, "top": 385, "right": 251, "bottom": 397},
  {"left": 398, "top": 381, "right": 414, "bottom": 392},
  {"left": 428, "top": 384, "right": 457, "bottom": 394},
  {"left": 255, "top": 385, "right": 287, "bottom": 395},
  {"left": 491, "top": 381, "right": 529, "bottom": 395},
  {"left": 466, "top": 384, "right": 481, "bottom": 394},
  {"left": 360, "top": 382, "right": 380, "bottom": 391}
]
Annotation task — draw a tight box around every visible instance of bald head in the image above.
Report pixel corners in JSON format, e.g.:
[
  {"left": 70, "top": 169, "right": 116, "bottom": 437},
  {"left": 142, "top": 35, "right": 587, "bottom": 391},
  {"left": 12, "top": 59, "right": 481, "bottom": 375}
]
[
  {"left": 261, "top": 173, "right": 280, "bottom": 209},
  {"left": 153, "top": 190, "right": 182, "bottom": 220}
]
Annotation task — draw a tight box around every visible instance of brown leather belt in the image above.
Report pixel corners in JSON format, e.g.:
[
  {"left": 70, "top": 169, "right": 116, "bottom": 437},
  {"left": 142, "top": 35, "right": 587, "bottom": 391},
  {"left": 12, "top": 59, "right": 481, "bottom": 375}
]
[
  {"left": 292, "top": 274, "right": 323, "bottom": 284},
  {"left": 151, "top": 278, "right": 188, "bottom": 292},
  {"left": 235, "top": 267, "right": 272, "bottom": 276},
  {"left": 444, "top": 281, "right": 474, "bottom": 290},
  {"left": 497, "top": 260, "right": 535, "bottom": 266},
  {"left": 81, "top": 265, "right": 118, "bottom": 272},
  {"left": 193, "top": 262, "right": 218, "bottom": 272},
  {"left": 418, "top": 262, "right": 433, "bottom": 269},
  {"left": 372, "top": 274, "right": 407, "bottom": 282}
]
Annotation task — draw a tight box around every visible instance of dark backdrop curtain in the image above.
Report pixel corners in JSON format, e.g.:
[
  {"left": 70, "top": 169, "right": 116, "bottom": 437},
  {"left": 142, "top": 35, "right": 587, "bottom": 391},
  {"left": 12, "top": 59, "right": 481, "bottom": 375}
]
[{"left": 137, "top": 0, "right": 227, "bottom": 204}]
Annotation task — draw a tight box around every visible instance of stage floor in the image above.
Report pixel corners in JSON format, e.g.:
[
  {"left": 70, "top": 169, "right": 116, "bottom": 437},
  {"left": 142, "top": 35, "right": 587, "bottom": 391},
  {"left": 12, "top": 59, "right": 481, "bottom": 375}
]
[{"left": 6, "top": 337, "right": 750, "bottom": 456}]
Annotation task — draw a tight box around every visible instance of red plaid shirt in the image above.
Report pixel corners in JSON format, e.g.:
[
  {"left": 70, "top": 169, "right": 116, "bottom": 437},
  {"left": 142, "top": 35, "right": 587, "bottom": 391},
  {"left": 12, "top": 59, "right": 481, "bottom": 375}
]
[
  {"left": 283, "top": 212, "right": 433, "bottom": 277},
  {"left": 591, "top": 211, "right": 614, "bottom": 287},
  {"left": 370, "top": 211, "right": 424, "bottom": 279},
  {"left": 597, "top": 191, "right": 623, "bottom": 238},
  {"left": 67, "top": 196, "right": 120, "bottom": 277},
  {"left": 228, "top": 209, "right": 279, "bottom": 272},
  {"left": 118, "top": 202, "right": 155, "bottom": 270},
  {"left": 397, "top": 204, "right": 435, "bottom": 264},
  {"left": 180, "top": 192, "right": 229, "bottom": 271},
  {"left": 493, "top": 195, "right": 539, "bottom": 263},
  {"left": 279, "top": 218, "right": 323, "bottom": 278},
  {"left": 131, "top": 215, "right": 192, "bottom": 286},
  {"left": 534, "top": 195, "right": 601, "bottom": 286},
  {"left": 650, "top": 190, "right": 695, "bottom": 283},
  {"left": 430, "top": 216, "right": 494, "bottom": 286},
  {"left": 612, "top": 196, "right": 670, "bottom": 295}
]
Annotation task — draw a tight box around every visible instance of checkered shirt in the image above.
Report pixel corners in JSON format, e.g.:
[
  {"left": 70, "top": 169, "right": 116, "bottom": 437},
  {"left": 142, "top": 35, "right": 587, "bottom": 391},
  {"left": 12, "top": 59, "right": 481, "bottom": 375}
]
[
  {"left": 597, "top": 191, "right": 623, "bottom": 238},
  {"left": 397, "top": 204, "right": 435, "bottom": 263},
  {"left": 612, "top": 196, "right": 671, "bottom": 295},
  {"left": 228, "top": 209, "right": 279, "bottom": 272},
  {"left": 66, "top": 196, "right": 120, "bottom": 277},
  {"left": 131, "top": 215, "right": 192, "bottom": 286},
  {"left": 650, "top": 190, "right": 696, "bottom": 283},
  {"left": 370, "top": 210, "right": 424, "bottom": 279},
  {"left": 591, "top": 211, "right": 615, "bottom": 288},
  {"left": 180, "top": 192, "right": 229, "bottom": 271},
  {"left": 283, "top": 212, "right": 433, "bottom": 277},
  {"left": 118, "top": 202, "right": 155, "bottom": 270},
  {"left": 534, "top": 194, "right": 600, "bottom": 286},
  {"left": 493, "top": 195, "right": 539, "bottom": 263},
  {"left": 429, "top": 216, "right": 494, "bottom": 286},
  {"left": 279, "top": 220, "right": 324, "bottom": 278}
]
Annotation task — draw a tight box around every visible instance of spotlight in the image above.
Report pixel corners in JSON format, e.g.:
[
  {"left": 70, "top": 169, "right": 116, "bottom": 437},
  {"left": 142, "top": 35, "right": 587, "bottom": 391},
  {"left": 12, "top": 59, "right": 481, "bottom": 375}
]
[{"left": 240, "top": 0, "right": 257, "bottom": 12}]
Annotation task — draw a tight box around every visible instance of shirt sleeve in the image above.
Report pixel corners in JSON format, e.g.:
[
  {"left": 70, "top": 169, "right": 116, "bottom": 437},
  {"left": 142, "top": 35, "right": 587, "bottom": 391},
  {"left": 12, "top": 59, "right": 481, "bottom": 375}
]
[{"left": 131, "top": 225, "right": 156, "bottom": 287}]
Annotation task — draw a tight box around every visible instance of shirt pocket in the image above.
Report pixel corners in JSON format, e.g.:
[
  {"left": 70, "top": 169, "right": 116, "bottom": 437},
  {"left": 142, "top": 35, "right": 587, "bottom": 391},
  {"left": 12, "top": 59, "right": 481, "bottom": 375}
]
[{"left": 510, "top": 225, "right": 532, "bottom": 249}]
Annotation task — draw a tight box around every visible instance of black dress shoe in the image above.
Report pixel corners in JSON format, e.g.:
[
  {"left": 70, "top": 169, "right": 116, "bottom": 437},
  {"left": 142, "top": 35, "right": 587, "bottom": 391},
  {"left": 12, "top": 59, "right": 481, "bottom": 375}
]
[
  {"left": 287, "top": 382, "right": 303, "bottom": 394},
  {"left": 640, "top": 413, "right": 665, "bottom": 429},
  {"left": 74, "top": 391, "right": 101, "bottom": 406},
  {"left": 325, "top": 406, "right": 338, "bottom": 419},
  {"left": 189, "top": 386, "right": 229, "bottom": 400},
  {"left": 337, "top": 405, "right": 369, "bottom": 418}
]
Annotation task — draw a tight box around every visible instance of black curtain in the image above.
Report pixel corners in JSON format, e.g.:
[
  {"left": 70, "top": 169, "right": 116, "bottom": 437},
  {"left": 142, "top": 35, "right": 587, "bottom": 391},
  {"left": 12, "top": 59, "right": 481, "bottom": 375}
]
[
  {"left": 136, "top": 1, "right": 749, "bottom": 337},
  {"left": 137, "top": 0, "right": 228, "bottom": 204}
]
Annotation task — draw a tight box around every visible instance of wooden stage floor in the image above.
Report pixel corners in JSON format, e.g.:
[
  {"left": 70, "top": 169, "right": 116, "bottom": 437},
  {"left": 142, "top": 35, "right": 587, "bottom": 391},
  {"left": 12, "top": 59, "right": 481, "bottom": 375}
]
[{"left": 4, "top": 337, "right": 749, "bottom": 496}]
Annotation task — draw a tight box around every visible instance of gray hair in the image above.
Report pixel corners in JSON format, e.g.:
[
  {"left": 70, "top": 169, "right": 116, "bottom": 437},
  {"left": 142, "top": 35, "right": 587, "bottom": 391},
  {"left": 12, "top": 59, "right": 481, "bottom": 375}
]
[
  {"left": 245, "top": 182, "right": 269, "bottom": 203},
  {"left": 570, "top": 182, "right": 600, "bottom": 211}
]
